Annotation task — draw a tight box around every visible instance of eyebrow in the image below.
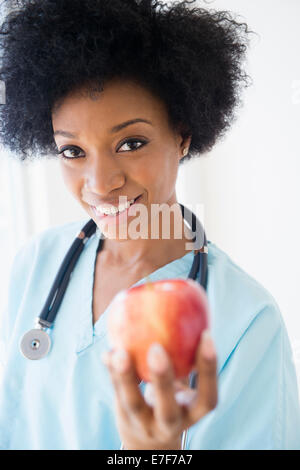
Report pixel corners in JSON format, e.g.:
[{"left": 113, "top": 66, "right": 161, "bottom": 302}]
[{"left": 53, "top": 118, "right": 153, "bottom": 138}]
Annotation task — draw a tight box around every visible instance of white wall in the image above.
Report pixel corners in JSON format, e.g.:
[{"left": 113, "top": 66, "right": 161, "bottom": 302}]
[
  {"left": 178, "top": 0, "right": 300, "bottom": 385},
  {"left": 0, "top": 1, "right": 299, "bottom": 390}
]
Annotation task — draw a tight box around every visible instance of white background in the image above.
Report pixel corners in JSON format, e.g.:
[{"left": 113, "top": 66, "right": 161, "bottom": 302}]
[{"left": 0, "top": 0, "right": 299, "bottom": 391}]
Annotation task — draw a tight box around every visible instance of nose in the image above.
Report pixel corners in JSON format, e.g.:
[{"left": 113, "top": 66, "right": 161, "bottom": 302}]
[{"left": 84, "top": 152, "right": 126, "bottom": 195}]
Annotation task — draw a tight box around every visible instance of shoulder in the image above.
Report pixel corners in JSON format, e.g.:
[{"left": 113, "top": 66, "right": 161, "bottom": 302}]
[
  {"left": 207, "top": 240, "right": 281, "bottom": 311},
  {"left": 9, "top": 218, "right": 91, "bottom": 290},
  {"left": 20, "top": 217, "right": 89, "bottom": 251},
  {"left": 4, "top": 218, "right": 92, "bottom": 338},
  {"left": 14, "top": 218, "right": 89, "bottom": 260},
  {"left": 0, "top": 219, "right": 91, "bottom": 365},
  {"left": 206, "top": 241, "right": 285, "bottom": 372}
]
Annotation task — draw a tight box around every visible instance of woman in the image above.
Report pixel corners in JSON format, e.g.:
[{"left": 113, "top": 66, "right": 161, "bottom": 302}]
[{"left": 0, "top": 0, "right": 299, "bottom": 450}]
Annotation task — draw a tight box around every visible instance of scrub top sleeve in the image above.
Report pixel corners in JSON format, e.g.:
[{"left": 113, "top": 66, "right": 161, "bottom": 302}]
[
  {"left": 0, "top": 239, "right": 37, "bottom": 369},
  {"left": 189, "top": 302, "right": 300, "bottom": 450}
]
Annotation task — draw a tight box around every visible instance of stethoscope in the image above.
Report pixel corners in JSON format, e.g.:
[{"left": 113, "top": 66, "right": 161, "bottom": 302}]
[{"left": 19, "top": 203, "right": 208, "bottom": 450}]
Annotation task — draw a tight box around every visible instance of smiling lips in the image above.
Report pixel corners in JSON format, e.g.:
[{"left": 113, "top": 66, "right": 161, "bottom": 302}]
[
  {"left": 93, "top": 198, "right": 135, "bottom": 216},
  {"left": 92, "top": 195, "right": 141, "bottom": 217}
]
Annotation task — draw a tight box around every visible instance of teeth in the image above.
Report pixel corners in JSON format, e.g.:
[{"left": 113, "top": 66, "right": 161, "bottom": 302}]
[{"left": 95, "top": 198, "right": 135, "bottom": 216}]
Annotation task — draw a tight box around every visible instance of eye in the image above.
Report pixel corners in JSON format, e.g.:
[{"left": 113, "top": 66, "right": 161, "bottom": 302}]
[
  {"left": 57, "top": 138, "right": 147, "bottom": 160},
  {"left": 117, "top": 138, "right": 147, "bottom": 153},
  {"left": 57, "top": 146, "right": 84, "bottom": 160}
]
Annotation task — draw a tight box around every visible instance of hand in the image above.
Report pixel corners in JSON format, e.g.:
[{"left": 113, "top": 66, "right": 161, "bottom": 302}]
[{"left": 101, "top": 329, "right": 218, "bottom": 450}]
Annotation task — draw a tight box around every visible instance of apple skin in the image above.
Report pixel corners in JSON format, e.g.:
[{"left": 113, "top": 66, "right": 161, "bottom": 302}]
[{"left": 107, "top": 278, "right": 210, "bottom": 382}]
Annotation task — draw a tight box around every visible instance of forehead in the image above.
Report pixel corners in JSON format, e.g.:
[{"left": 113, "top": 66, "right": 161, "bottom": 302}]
[{"left": 51, "top": 79, "right": 168, "bottom": 132}]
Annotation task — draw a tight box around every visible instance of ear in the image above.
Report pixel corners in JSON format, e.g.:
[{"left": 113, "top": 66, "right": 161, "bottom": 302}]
[
  {"left": 173, "top": 123, "right": 192, "bottom": 162},
  {"left": 179, "top": 134, "right": 192, "bottom": 162}
]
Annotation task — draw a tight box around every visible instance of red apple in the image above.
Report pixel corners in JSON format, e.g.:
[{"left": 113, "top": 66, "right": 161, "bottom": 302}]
[{"left": 107, "top": 278, "right": 210, "bottom": 382}]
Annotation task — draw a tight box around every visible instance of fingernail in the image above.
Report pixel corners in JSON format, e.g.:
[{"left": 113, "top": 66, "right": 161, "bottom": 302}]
[
  {"left": 147, "top": 343, "right": 168, "bottom": 373},
  {"left": 112, "top": 348, "right": 130, "bottom": 373},
  {"left": 175, "top": 390, "right": 197, "bottom": 406},
  {"left": 201, "top": 329, "right": 216, "bottom": 360}
]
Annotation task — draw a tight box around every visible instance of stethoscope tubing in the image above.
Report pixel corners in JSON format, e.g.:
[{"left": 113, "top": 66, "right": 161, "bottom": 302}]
[{"left": 38, "top": 219, "right": 98, "bottom": 326}]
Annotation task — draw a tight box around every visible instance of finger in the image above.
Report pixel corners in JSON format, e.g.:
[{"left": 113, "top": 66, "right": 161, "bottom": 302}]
[
  {"left": 144, "top": 382, "right": 155, "bottom": 407},
  {"left": 147, "top": 343, "right": 183, "bottom": 435},
  {"left": 173, "top": 379, "right": 197, "bottom": 406},
  {"left": 107, "top": 348, "right": 153, "bottom": 422},
  {"left": 187, "top": 330, "right": 218, "bottom": 425},
  {"left": 175, "top": 389, "right": 197, "bottom": 406},
  {"left": 102, "top": 347, "right": 140, "bottom": 387},
  {"left": 145, "top": 381, "right": 197, "bottom": 407},
  {"left": 101, "top": 349, "right": 125, "bottom": 391}
]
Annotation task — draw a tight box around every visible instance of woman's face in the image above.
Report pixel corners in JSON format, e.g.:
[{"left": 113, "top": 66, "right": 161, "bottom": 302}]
[{"left": 52, "top": 79, "right": 191, "bottom": 239}]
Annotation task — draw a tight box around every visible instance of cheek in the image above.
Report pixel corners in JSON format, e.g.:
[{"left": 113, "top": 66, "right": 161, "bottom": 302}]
[
  {"left": 145, "top": 151, "right": 178, "bottom": 198},
  {"left": 60, "top": 163, "right": 83, "bottom": 199}
]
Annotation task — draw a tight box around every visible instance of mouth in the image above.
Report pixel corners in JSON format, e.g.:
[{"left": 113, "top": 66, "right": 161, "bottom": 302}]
[{"left": 91, "top": 194, "right": 143, "bottom": 221}]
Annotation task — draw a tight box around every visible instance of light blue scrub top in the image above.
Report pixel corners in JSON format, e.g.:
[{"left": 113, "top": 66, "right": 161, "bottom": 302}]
[{"left": 0, "top": 219, "right": 300, "bottom": 450}]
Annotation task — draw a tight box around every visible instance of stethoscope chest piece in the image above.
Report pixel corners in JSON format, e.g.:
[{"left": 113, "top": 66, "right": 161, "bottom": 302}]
[{"left": 19, "top": 329, "right": 51, "bottom": 360}]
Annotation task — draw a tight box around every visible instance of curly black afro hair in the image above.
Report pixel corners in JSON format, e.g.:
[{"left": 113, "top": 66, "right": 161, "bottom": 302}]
[{"left": 0, "top": 0, "right": 253, "bottom": 163}]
